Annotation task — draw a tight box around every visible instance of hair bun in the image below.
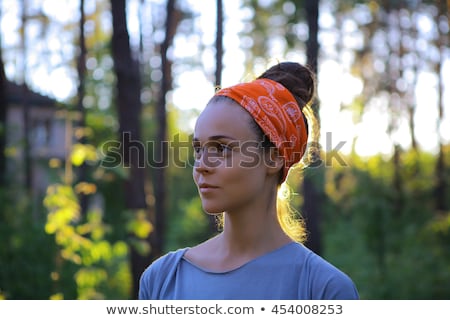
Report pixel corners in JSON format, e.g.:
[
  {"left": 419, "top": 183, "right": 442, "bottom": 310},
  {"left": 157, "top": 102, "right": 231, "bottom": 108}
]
[{"left": 257, "top": 62, "right": 315, "bottom": 110}]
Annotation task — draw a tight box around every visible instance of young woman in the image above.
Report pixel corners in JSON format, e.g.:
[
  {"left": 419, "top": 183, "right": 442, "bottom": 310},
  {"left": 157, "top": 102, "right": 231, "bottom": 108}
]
[{"left": 139, "top": 62, "right": 359, "bottom": 299}]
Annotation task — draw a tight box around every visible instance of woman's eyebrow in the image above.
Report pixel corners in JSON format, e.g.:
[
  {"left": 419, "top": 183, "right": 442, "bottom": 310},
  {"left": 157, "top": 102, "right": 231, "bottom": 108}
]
[{"left": 193, "top": 135, "right": 237, "bottom": 141}]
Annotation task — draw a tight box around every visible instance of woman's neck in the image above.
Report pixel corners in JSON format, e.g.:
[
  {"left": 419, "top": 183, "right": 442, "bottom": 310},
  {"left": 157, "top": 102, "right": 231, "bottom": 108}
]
[{"left": 219, "top": 208, "right": 292, "bottom": 256}]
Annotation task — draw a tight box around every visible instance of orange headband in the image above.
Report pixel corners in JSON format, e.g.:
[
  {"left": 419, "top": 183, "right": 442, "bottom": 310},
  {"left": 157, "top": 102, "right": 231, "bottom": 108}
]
[{"left": 215, "top": 78, "right": 308, "bottom": 182}]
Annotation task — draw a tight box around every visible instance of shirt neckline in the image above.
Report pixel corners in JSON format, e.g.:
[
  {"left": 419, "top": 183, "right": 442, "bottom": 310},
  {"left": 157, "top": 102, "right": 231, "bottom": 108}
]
[{"left": 181, "top": 241, "right": 298, "bottom": 274}]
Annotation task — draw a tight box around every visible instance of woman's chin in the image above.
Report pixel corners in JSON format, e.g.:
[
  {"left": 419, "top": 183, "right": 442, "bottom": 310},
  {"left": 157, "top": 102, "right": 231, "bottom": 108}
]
[{"left": 202, "top": 205, "right": 224, "bottom": 215}]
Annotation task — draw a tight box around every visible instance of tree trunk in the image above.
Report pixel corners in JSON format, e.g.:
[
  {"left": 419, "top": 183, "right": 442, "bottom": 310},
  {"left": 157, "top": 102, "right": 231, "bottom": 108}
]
[
  {"left": 76, "top": 0, "right": 88, "bottom": 215},
  {"left": 215, "top": 0, "right": 223, "bottom": 89},
  {"left": 302, "top": 0, "right": 322, "bottom": 255},
  {"left": 434, "top": 0, "right": 447, "bottom": 212},
  {"left": 0, "top": 46, "right": 6, "bottom": 188},
  {"left": 20, "top": 0, "right": 31, "bottom": 192},
  {"left": 149, "top": 0, "right": 180, "bottom": 265},
  {"left": 110, "top": 0, "right": 150, "bottom": 299}
]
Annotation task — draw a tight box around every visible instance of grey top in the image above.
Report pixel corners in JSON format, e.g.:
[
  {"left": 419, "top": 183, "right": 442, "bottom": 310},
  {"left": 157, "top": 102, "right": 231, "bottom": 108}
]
[{"left": 139, "top": 242, "right": 359, "bottom": 300}]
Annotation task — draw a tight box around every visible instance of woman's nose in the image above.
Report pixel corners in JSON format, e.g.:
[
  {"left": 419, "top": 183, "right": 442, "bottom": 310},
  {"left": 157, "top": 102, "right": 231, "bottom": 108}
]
[
  {"left": 194, "top": 149, "right": 222, "bottom": 173},
  {"left": 194, "top": 150, "right": 210, "bottom": 173}
]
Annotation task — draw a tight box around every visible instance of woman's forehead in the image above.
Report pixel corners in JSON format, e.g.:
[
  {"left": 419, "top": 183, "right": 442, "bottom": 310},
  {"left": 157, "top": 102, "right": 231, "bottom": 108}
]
[{"left": 194, "top": 100, "right": 256, "bottom": 141}]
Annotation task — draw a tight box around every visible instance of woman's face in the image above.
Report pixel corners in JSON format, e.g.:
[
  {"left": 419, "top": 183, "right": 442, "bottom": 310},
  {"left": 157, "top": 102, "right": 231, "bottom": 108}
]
[{"left": 192, "top": 98, "right": 271, "bottom": 214}]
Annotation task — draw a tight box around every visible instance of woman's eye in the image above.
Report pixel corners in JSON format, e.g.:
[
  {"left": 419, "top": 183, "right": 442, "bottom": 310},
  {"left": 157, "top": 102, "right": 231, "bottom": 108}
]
[
  {"left": 210, "top": 143, "right": 231, "bottom": 155},
  {"left": 192, "top": 143, "right": 202, "bottom": 157},
  {"left": 192, "top": 142, "right": 233, "bottom": 158}
]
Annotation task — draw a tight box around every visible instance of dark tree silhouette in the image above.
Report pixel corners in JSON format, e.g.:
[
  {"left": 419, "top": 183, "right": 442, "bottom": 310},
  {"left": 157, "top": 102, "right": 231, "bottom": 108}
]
[
  {"left": 215, "top": 0, "right": 223, "bottom": 88},
  {"left": 110, "top": 0, "right": 150, "bottom": 298},
  {"left": 0, "top": 45, "right": 6, "bottom": 188},
  {"left": 302, "top": 0, "right": 323, "bottom": 255},
  {"left": 434, "top": 0, "right": 448, "bottom": 212},
  {"left": 149, "top": 0, "right": 182, "bottom": 263},
  {"left": 76, "top": 0, "right": 88, "bottom": 215}
]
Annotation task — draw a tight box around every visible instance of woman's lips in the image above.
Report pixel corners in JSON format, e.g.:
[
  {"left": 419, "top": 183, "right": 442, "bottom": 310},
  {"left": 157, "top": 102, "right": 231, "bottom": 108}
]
[{"left": 198, "top": 183, "right": 218, "bottom": 193}]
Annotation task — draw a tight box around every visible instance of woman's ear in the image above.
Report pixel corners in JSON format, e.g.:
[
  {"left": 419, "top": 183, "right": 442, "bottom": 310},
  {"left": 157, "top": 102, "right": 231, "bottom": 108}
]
[{"left": 265, "top": 147, "right": 284, "bottom": 176}]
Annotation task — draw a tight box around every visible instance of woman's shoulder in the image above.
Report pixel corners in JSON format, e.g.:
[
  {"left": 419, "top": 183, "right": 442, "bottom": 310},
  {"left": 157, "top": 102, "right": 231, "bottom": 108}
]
[
  {"left": 285, "top": 243, "right": 346, "bottom": 273},
  {"left": 143, "top": 247, "right": 188, "bottom": 274},
  {"left": 138, "top": 247, "right": 188, "bottom": 299},
  {"left": 181, "top": 235, "right": 222, "bottom": 269},
  {"left": 289, "top": 243, "right": 359, "bottom": 299}
]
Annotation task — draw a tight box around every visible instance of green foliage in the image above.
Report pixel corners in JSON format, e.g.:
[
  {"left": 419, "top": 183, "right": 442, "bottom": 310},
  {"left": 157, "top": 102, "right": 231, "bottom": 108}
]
[
  {"left": 0, "top": 186, "right": 75, "bottom": 299},
  {"left": 166, "top": 196, "right": 213, "bottom": 251},
  {"left": 70, "top": 144, "right": 98, "bottom": 167},
  {"left": 322, "top": 149, "right": 450, "bottom": 299},
  {"left": 43, "top": 183, "right": 131, "bottom": 299}
]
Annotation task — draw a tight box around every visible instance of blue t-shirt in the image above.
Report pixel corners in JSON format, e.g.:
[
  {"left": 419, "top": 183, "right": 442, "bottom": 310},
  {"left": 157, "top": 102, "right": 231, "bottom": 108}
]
[{"left": 139, "top": 242, "right": 359, "bottom": 300}]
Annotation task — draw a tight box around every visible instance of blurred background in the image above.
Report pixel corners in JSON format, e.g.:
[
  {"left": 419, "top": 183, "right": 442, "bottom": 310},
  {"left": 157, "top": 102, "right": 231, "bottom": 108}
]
[{"left": 0, "top": 0, "right": 449, "bottom": 299}]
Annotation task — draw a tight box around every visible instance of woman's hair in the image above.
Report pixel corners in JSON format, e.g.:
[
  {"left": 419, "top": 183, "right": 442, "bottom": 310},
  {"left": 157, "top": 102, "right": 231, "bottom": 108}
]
[
  {"left": 256, "top": 62, "right": 319, "bottom": 243},
  {"left": 257, "top": 61, "right": 319, "bottom": 169}
]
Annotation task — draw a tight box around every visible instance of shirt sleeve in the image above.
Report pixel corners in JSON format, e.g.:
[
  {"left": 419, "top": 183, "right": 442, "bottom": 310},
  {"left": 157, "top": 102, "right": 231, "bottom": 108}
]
[
  {"left": 138, "top": 248, "right": 187, "bottom": 300},
  {"left": 138, "top": 259, "right": 160, "bottom": 299},
  {"left": 319, "top": 271, "right": 360, "bottom": 299},
  {"left": 300, "top": 249, "right": 360, "bottom": 300}
]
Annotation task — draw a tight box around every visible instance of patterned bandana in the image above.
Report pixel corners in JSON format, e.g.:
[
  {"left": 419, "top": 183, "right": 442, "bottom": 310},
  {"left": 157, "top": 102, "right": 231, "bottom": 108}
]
[{"left": 215, "top": 78, "right": 308, "bottom": 182}]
